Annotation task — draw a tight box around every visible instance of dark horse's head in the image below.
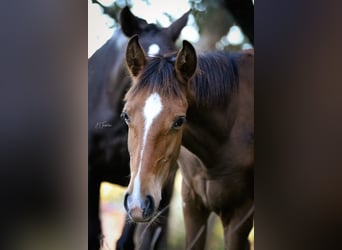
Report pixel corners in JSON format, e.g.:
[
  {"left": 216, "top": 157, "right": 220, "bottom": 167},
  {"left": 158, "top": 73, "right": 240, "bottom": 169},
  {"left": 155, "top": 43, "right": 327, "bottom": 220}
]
[{"left": 120, "top": 7, "right": 191, "bottom": 56}]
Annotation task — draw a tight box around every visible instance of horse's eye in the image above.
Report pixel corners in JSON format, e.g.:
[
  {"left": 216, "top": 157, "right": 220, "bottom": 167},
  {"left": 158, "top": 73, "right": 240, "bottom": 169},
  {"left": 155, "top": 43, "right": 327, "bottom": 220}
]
[
  {"left": 172, "top": 116, "right": 186, "bottom": 129},
  {"left": 121, "top": 112, "right": 131, "bottom": 125}
]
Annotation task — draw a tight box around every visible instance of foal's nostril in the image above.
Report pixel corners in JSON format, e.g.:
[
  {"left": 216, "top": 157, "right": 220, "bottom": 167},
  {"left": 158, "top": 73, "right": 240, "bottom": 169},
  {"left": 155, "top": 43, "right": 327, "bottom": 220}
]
[
  {"left": 124, "top": 193, "right": 129, "bottom": 212},
  {"left": 124, "top": 193, "right": 155, "bottom": 220},
  {"left": 143, "top": 195, "right": 155, "bottom": 217}
]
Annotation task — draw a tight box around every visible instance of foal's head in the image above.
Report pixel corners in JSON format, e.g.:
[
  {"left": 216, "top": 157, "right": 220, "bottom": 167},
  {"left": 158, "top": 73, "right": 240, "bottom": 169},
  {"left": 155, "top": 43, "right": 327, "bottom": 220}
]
[{"left": 122, "top": 36, "right": 197, "bottom": 222}]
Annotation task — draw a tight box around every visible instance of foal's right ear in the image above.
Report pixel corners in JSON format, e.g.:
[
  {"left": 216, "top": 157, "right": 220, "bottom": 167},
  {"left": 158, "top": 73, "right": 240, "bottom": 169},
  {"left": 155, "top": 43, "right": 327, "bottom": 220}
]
[{"left": 126, "top": 35, "right": 146, "bottom": 77}]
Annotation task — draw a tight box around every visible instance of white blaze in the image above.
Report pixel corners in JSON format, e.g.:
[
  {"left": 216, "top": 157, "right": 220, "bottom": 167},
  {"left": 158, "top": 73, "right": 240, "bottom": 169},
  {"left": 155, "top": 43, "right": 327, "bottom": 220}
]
[
  {"left": 147, "top": 43, "right": 160, "bottom": 56},
  {"left": 131, "top": 93, "right": 163, "bottom": 204}
]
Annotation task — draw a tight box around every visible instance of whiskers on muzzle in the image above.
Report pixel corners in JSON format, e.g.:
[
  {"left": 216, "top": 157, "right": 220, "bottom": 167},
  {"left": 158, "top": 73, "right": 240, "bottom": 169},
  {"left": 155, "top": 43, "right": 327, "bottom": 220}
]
[{"left": 137, "top": 204, "right": 171, "bottom": 249}]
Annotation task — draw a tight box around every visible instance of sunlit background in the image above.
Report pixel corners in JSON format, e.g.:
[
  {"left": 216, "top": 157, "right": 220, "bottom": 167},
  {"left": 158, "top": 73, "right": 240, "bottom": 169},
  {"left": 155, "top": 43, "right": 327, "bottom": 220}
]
[
  {"left": 88, "top": 0, "right": 253, "bottom": 58},
  {"left": 88, "top": 1, "right": 254, "bottom": 249}
]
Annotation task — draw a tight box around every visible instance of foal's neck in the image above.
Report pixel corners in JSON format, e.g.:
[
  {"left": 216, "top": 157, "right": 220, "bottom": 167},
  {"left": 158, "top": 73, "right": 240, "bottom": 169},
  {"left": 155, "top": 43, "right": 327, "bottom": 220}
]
[{"left": 182, "top": 101, "right": 237, "bottom": 171}]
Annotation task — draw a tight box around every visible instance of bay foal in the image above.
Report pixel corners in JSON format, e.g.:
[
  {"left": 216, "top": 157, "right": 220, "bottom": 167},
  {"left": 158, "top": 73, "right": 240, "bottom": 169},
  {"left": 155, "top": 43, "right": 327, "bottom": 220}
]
[{"left": 122, "top": 35, "right": 253, "bottom": 249}]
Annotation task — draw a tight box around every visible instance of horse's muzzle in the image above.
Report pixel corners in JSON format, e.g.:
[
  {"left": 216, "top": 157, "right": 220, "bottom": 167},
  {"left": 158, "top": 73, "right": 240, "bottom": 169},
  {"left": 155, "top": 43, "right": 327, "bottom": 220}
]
[{"left": 124, "top": 193, "right": 155, "bottom": 222}]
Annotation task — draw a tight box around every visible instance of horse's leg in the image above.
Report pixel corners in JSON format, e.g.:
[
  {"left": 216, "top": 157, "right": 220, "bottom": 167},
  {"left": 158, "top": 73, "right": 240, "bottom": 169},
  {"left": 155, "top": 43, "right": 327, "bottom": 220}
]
[
  {"left": 136, "top": 170, "right": 177, "bottom": 250},
  {"left": 89, "top": 173, "right": 101, "bottom": 250},
  {"left": 181, "top": 180, "right": 210, "bottom": 250},
  {"left": 116, "top": 216, "right": 136, "bottom": 250},
  {"left": 221, "top": 200, "right": 253, "bottom": 250}
]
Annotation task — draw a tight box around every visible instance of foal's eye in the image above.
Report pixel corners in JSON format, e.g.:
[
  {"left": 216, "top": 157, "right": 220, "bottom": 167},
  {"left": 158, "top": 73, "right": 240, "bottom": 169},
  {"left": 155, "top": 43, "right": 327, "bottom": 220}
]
[
  {"left": 120, "top": 112, "right": 131, "bottom": 125},
  {"left": 172, "top": 116, "right": 186, "bottom": 129}
]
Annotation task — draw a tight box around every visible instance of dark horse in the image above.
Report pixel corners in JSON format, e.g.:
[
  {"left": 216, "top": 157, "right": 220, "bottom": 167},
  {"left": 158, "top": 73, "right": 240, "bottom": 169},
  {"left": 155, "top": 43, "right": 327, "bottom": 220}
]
[
  {"left": 88, "top": 7, "right": 190, "bottom": 250},
  {"left": 122, "top": 36, "right": 253, "bottom": 249}
]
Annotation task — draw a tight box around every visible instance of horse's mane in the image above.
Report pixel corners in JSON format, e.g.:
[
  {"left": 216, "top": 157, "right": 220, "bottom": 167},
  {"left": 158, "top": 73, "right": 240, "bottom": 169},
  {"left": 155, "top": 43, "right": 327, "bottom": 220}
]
[
  {"left": 194, "top": 52, "right": 239, "bottom": 107},
  {"left": 127, "top": 51, "right": 239, "bottom": 107}
]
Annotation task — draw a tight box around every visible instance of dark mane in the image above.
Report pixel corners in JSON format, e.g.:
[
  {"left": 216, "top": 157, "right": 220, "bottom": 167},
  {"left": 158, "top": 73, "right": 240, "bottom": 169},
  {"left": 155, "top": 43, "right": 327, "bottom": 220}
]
[
  {"left": 194, "top": 52, "right": 239, "bottom": 107},
  {"left": 128, "top": 51, "right": 239, "bottom": 107}
]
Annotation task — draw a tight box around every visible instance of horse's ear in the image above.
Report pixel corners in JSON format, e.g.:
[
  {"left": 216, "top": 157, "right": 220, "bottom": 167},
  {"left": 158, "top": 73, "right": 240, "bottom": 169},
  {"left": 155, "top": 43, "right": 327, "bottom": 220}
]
[
  {"left": 166, "top": 9, "right": 191, "bottom": 41},
  {"left": 120, "top": 6, "right": 148, "bottom": 37},
  {"left": 175, "top": 40, "right": 197, "bottom": 82},
  {"left": 126, "top": 35, "right": 147, "bottom": 77}
]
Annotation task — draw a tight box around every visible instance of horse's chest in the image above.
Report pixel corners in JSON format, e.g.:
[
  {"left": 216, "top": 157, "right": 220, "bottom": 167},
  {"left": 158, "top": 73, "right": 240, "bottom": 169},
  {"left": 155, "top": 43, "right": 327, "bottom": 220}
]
[
  {"left": 206, "top": 179, "right": 234, "bottom": 212},
  {"left": 193, "top": 176, "right": 245, "bottom": 214},
  {"left": 184, "top": 167, "right": 247, "bottom": 213}
]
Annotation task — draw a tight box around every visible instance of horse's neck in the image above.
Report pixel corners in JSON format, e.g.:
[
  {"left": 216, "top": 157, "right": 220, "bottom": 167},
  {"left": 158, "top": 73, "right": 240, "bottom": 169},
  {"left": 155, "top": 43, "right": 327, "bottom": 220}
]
[
  {"left": 183, "top": 103, "right": 236, "bottom": 170},
  {"left": 183, "top": 50, "right": 254, "bottom": 175}
]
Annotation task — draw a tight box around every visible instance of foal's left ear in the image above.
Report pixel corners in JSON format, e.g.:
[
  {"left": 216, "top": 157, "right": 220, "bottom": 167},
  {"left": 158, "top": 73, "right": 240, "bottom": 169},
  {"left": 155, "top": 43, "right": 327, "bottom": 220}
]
[
  {"left": 175, "top": 40, "right": 197, "bottom": 83},
  {"left": 126, "top": 35, "right": 147, "bottom": 77}
]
